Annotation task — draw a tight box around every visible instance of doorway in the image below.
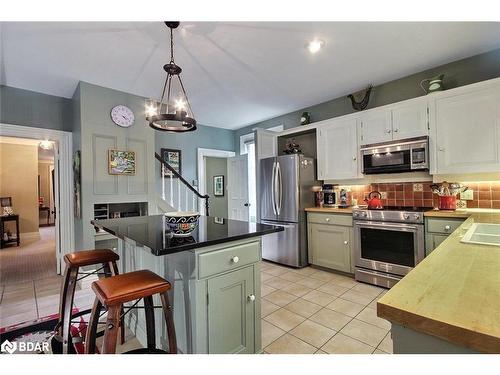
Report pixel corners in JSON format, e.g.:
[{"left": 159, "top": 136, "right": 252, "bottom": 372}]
[
  {"left": 0, "top": 136, "right": 57, "bottom": 283},
  {"left": 0, "top": 123, "right": 74, "bottom": 275},
  {"left": 197, "top": 148, "right": 236, "bottom": 217},
  {"left": 240, "top": 125, "right": 283, "bottom": 223}
]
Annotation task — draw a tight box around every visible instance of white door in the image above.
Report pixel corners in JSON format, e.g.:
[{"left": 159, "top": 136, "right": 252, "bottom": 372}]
[
  {"left": 227, "top": 155, "right": 249, "bottom": 221},
  {"left": 391, "top": 98, "right": 429, "bottom": 140},
  {"left": 433, "top": 85, "right": 500, "bottom": 174},
  {"left": 254, "top": 128, "right": 277, "bottom": 222},
  {"left": 359, "top": 108, "right": 392, "bottom": 145},
  {"left": 317, "top": 117, "right": 360, "bottom": 180}
]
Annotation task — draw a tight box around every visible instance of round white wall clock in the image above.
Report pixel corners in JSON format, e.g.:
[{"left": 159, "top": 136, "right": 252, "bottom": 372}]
[{"left": 110, "top": 105, "right": 135, "bottom": 127}]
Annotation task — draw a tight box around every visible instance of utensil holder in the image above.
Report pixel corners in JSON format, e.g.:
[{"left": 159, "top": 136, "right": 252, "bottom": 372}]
[{"left": 438, "top": 196, "right": 456, "bottom": 210}]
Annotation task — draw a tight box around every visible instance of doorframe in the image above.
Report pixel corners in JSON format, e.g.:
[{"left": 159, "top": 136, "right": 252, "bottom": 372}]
[
  {"left": 197, "top": 148, "right": 235, "bottom": 215},
  {"left": 0, "top": 123, "right": 74, "bottom": 274}
]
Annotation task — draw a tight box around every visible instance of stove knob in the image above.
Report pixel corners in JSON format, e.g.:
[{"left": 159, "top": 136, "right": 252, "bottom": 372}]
[
  {"left": 403, "top": 214, "right": 410, "bottom": 220},
  {"left": 353, "top": 212, "right": 359, "bottom": 217},
  {"left": 414, "top": 214, "right": 420, "bottom": 220},
  {"left": 362, "top": 211, "right": 368, "bottom": 217}
]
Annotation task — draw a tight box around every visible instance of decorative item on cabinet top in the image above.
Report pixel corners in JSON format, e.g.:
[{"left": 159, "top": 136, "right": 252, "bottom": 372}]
[
  {"left": 300, "top": 111, "right": 311, "bottom": 125},
  {"left": 283, "top": 138, "right": 302, "bottom": 154},
  {"left": 420, "top": 74, "right": 444, "bottom": 94},
  {"left": 347, "top": 84, "right": 373, "bottom": 111}
]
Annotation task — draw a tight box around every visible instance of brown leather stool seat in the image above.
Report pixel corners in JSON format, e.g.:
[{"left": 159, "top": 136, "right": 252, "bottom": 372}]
[
  {"left": 85, "top": 270, "right": 177, "bottom": 354},
  {"left": 64, "top": 249, "right": 119, "bottom": 268},
  {"left": 92, "top": 270, "right": 171, "bottom": 306},
  {"left": 54, "top": 248, "right": 123, "bottom": 354}
]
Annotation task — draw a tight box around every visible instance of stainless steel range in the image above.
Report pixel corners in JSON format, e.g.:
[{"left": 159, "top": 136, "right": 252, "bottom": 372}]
[{"left": 353, "top": 207, "right": 426, "bottom": 288}]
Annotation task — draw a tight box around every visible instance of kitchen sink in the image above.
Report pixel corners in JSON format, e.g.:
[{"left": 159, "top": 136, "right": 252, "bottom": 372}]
[{"left": 461, "top": 223, "right": 500, "bottom": 247}]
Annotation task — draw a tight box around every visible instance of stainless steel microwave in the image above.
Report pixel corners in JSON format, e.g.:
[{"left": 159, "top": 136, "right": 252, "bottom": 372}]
[{"left": 361, "top": 136, "right": 429, "bottom": 175}]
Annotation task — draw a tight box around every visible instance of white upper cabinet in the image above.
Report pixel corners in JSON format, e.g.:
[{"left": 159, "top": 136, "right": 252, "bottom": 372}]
[
  {"left": 317, "top": 117, "right": 359, "bottom": 180},
  {"left": 359, "top": 108, "right": 392, "bottom": 145},
  {"left": 431, "top": 83, "right": 500, "bottom": 174},
  {"left": 360, "top": 98, "right": 429, "bottom": 145},
  {"left": 391, "top": 98, "right": 429, "bottom": 140}
]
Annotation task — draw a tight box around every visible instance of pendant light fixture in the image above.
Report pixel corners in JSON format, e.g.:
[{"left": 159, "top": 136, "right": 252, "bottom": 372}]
[{"left": 146, "top": 22, "right": 197, "bottom": 132}]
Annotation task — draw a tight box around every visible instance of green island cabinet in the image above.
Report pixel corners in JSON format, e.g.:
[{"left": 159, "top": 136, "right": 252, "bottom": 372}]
[
  {"left": 115, "top": 237, "right": 262, "bottom": 354},
  {"left": 424, "top": 217, "right": 466, "bottom": 255},
  {"left": 195, "top": 239, "right": 261, "bottom": 354},
  {"left": 307, "top": 212, "right": 354, "bottom": 273}
]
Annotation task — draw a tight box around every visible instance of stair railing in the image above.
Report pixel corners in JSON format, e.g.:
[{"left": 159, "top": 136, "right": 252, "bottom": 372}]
[{"left": 155, "top": 152, "right": 210, "bottom": 216}]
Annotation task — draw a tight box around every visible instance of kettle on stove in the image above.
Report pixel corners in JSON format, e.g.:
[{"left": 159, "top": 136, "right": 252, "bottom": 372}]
[{"left": 365, "top": 191, "right": 383, "bottom": 210}]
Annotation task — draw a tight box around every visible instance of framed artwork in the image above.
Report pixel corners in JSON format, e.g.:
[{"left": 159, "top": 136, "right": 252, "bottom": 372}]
[
  {"left": 213, "top": 175, "right": 225, "bottom": 196},
  {"left": 0, "top": 197, "right": 12, "bottom": 207},
  {"left": 160, "top": 148, "right": 182, "bottom": 178},
  {"left": 73, "top": 151, "right": 81, "bottom": 218},
  {"left": 108, "top": 150, "right": 136, "bottom": 175}
]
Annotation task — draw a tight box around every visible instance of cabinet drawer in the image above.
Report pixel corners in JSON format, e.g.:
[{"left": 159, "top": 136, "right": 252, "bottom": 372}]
[
  {"left": 426, "top": 218, "right": 464, "bottom": 234},
  {"left": 198, "top": 241, "right": 260, "bottom": 279},
  {"left": 308, "top": 213, "right": 353, "bottom": 227}
]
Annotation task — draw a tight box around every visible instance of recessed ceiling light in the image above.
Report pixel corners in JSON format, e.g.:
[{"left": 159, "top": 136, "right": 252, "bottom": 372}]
[{"left": 307, "top": 39, "right": 324, "bottom": 54}]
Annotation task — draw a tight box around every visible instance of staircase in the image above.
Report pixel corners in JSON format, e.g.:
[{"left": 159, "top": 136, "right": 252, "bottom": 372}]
[{"left": 155, "top": 153, "right": 210, "bottom": 215}]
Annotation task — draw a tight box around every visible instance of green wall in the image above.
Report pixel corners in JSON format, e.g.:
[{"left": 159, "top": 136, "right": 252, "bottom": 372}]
[
  {"left": 155, "top": 124, "right": 234, "bottom": 186},
  {"left": 0, "top": 85, "right": 73, "bottom": 131},
  {"left": 234, "top": 48, "right": 500, "bottom": 153},
  {"left": 205, "top": 157, "right": 228, "bottom": 217}
]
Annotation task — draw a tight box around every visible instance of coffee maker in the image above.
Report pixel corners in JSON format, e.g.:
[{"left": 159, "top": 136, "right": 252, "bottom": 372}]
[{"left": 322, "top": 184, "right": 336, "bottom": 207}]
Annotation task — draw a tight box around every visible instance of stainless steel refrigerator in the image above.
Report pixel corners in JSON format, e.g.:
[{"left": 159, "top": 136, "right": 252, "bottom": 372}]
[{"left": 259, "top": 154, "right": 318, "bottom": 267}]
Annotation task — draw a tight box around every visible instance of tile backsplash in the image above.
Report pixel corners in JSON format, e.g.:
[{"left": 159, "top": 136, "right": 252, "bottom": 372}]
[{"left": 337, "top": 180, "right": 500, "bottom": 209}]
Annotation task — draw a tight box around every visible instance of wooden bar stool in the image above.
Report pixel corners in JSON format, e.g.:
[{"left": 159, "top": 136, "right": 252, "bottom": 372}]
[
  {"left": 85, "top": 270, "right": 177, "bottom": 354},
  {"left": 53, "top": 249, "right": 124, "bottom": 354}
]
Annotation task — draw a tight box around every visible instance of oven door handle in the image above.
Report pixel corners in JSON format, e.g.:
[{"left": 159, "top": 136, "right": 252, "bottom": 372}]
[{"left": 354, "top": 220, "right": 420, "bottom": 231}]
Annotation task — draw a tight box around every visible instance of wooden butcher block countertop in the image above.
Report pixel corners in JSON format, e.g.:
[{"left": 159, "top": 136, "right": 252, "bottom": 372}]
[{"left": 377, "top": 212, "right": 500, "bottom": 353}]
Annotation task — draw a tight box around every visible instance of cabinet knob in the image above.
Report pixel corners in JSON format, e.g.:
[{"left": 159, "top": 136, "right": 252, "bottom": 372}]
[
  {"left": 344, "top": 240, "right": 349, "bottom": 245},
  {"left": 352, "top": 156, "right": 357, "bottom": 161},
  {"left": 444, "top": 225, "right": 451, "bottom": 231},
  {"left": 325, "top": 217, "right": 330, "bottom": 222},
  {"left": 248, "top": 294, "right": 256, "bottom": 302},
  {"left": 231, "top": 256, "right": 239, "bottom": 263},
  {"left": 386, "top": 129, "right": 392, "bottom": 134},
  {"left": 394, "top": 128, "right": 399, "bottom": 133},
  {"left": 439, "top": 147, "right": 445, "bottom": 152}
]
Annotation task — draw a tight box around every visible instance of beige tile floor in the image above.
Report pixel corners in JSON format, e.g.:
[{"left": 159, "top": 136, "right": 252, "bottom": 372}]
[
  {"left": 1, "top": 260, "right": 393, "bottom": 354},
  {"left": 260, "top": 261, "right": 393, "bottom": 354},
  {"left": 0, "top": 273, "right": 143, "bottom": 353}
]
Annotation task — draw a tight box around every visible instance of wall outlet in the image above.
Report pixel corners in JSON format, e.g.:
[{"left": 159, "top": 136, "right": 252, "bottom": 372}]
[
  {"left": 413, "top": 183, "right": 423, "bottom": 192},
  {"left": 460, "top": 189, "right": 474, "bottom": 200},
  {"left": 380, "top": 192, "right": 387, "bottom": 199}
]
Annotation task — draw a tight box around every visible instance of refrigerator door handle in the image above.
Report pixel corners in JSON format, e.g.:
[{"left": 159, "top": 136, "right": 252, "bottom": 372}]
[
  {"left": 260, "top": 220, "right": 296, "bottom": 229},
  {"left": 271, "top": 161, "right": 277, "bottom": 215},
  {"left": 277, "top": 161, "right": 283, "bottom": 216}
]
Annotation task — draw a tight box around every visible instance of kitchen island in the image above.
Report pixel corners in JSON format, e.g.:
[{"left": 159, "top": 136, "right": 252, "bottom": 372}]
[
  {"left": 91, "top": 215, "right": 283, "bottom": 354},
  {"left": 377, "top": 212, "right": 500, "bottom": 354}
]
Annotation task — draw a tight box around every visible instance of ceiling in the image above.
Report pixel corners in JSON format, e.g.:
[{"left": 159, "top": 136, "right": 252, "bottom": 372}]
[{"left": 1, "top": 22, "right": 500, "bottom": 130}]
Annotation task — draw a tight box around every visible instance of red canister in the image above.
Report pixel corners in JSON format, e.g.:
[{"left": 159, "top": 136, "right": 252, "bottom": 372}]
[{"left": 438, "top": 196, "right": 456, "bottom": 210}]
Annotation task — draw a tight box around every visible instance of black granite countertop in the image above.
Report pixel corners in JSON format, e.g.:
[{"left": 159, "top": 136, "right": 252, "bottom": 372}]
[{"left": 91, "top": 215, "right": 283, "bottom": 256}]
